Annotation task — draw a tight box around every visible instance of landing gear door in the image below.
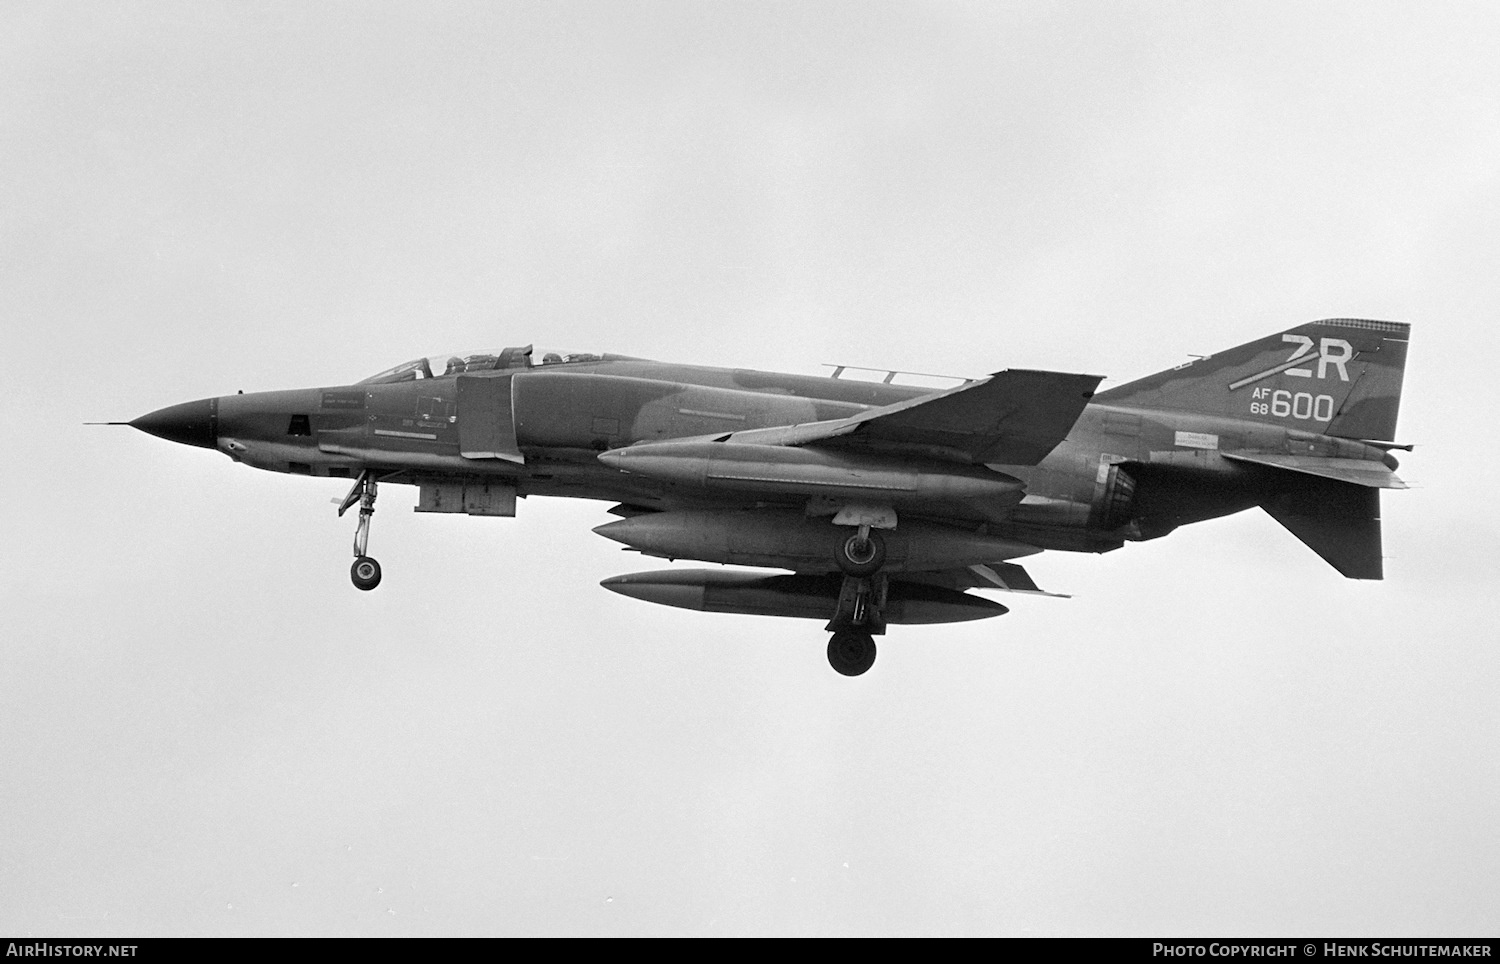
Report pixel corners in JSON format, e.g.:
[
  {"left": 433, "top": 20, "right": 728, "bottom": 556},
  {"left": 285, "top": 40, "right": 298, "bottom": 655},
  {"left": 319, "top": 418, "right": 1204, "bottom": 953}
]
[{"left": 457, "top": 374, "right": 524, "bottom": 464}]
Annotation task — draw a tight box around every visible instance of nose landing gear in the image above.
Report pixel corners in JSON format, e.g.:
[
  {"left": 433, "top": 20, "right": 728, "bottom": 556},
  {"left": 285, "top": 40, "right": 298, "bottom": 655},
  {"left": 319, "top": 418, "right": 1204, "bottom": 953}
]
[{"left": 339, "top": 470, "right": 382, "bottom": 591}]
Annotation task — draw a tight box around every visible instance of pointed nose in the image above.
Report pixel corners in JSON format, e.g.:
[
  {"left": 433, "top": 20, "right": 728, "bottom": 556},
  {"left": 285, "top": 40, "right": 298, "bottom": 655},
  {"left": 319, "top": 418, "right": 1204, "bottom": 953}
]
[{"left": 130, "top": 397, "right": 219, "bottom": 449}]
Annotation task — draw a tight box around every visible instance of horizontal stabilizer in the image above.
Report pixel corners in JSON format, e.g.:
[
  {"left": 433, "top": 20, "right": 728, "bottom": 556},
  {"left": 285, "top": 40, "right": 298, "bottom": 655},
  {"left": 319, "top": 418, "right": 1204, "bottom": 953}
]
[
  {"left": 729, "top": 368, "right": 1102, "bottom": 465},
  {"left": 1263, "top": 480, "right": 1383, "bottom": 580},
  {"left": 1222, "top": 452, "right": 1406, "bottom": 489}
]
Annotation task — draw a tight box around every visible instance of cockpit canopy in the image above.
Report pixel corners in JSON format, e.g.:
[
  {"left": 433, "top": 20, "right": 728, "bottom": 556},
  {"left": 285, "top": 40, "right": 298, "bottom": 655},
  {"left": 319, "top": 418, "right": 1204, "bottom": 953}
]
[{"left": 359, "top": 345, "right": 605, "bottom": 384}]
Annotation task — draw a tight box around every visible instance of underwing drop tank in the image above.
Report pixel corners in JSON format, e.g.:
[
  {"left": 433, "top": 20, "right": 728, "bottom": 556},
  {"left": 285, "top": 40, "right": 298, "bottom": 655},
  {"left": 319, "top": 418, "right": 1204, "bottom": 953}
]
[{"left": 600, "top": 569, "right": 1008, "bottom": 624}]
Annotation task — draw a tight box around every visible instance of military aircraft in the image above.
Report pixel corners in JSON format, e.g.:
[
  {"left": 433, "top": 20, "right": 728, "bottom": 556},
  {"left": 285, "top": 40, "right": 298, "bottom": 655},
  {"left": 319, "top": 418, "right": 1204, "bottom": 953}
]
[{"left": 121, "top": 319, "right": 1411, "bottom": 675}]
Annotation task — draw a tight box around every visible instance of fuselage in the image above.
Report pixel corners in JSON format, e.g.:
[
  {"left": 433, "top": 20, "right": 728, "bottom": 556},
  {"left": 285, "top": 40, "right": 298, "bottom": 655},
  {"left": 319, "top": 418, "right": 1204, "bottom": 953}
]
[
  {"left": 122, "top": 321, "right": 1411, "bottom": 673},
  {"left": 138, "top": 350, "right": 1394, "bottom": 559}
]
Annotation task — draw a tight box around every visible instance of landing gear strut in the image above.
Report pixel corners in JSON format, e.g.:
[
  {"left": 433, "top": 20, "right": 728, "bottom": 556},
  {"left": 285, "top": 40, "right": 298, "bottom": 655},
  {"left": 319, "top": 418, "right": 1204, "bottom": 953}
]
[
  {"left": 340, "top": 470, "right": 382, "bottom": 591},
  {"left": 834, "top": 524, "right": 886, "bottom": 577},
  {"left": 824, "top": 572, "right": 887, "bottom": 676}
]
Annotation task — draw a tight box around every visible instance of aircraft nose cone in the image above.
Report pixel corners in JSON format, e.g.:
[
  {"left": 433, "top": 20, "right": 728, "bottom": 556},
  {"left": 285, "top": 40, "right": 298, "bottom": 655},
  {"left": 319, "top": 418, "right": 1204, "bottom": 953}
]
[{"left": 130, "top": 397, "right": 219, "bottom": 449}]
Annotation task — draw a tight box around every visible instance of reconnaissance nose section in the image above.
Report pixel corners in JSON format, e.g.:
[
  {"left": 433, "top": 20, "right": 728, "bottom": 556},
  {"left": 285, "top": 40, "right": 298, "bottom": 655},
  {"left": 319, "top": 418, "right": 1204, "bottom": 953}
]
[
  {"left": 116, "top": 346, "right": 548, "bottom": 597},
  {"left": 122, "top": 384, "right": 390, "bottom": 590},
  {"left": 129, "top": 397, "right": 219, "bottom": 450}
]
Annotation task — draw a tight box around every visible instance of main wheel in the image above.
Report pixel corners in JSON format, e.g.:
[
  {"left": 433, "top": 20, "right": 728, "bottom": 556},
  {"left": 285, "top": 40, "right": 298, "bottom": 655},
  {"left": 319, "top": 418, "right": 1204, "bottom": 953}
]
[
  {"left": 835, "top": 530, "right": 886, "bottom": 576},
  {"left": 827, "top": 630, "right": 877, "bottom": 676},
  {"left": 351, "top": 556, "right": 382, "bottom": 591}
]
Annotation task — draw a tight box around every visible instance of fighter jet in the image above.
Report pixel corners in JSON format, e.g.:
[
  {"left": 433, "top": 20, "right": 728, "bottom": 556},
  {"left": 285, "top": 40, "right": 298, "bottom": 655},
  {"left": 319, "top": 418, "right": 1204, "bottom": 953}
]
[{"left": 122, "top": 320, "right": 1411, "bottom": 675}]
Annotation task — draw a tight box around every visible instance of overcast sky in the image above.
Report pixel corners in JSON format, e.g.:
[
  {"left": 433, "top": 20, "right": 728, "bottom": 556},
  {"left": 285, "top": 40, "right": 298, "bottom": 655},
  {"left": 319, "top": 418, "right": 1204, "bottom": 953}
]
[{"left": 3, "top": 0, "right": 1498, "bottom": 937}]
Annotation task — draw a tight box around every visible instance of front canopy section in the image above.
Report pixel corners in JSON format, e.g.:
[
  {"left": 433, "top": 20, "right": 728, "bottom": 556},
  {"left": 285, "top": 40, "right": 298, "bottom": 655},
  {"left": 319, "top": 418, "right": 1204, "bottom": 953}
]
[{"left": 358, "top": 344, "right": 607, "bottom": 384}]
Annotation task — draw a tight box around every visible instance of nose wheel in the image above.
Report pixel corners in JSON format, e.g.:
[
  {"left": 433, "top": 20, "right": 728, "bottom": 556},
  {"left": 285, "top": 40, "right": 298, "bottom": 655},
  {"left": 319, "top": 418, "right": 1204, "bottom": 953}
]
[
  {"left": 339, "top": 470, "right": 383, "bottom": 590},
  {"left": 351, "top": 556, "right": 382, "bottom": 591}
]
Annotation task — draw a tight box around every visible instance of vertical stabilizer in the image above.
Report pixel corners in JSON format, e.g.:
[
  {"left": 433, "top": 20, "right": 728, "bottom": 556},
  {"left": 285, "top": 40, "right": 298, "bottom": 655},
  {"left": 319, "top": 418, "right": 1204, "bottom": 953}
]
[{"left": 1094, "top": 319, "right": 1410, "bottom": 441}]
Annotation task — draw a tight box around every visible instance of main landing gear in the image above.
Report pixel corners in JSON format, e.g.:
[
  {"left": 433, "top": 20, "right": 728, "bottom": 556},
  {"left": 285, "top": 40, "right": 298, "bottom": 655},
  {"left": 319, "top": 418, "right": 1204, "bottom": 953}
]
[
  {"left": 827, "top": 628, "right": 876, "bottom": 677},
  {"left": 824, "top": 571, "right": 888, "bottom": 677},
  {"left": 824, "top": 511, "right": 893, "bottom": 675},
  {"left": 834, "top": 526, "right": 886, "bottom": 577},
  {"left": 340, "top": 470, "right": 382, "bottom": 591}
]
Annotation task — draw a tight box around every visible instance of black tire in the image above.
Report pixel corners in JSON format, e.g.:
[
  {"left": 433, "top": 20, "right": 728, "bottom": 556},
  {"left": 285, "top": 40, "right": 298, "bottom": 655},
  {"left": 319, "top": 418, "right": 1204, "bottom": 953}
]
[
  {"left": 827, "top": 631, "right": 877, "bottom": 677},
  {"left": 351, "top": 556, "right": 382, "bottom": 591},
  {"left": 835, "top": 530, "right": 886, "bottom": 576}
]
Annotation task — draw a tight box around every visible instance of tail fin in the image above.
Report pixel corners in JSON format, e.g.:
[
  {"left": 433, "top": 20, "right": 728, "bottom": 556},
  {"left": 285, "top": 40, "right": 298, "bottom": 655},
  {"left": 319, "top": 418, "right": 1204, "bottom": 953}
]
[{"left": 1094, "top": 318, "right": 1410, "bottom": 441}]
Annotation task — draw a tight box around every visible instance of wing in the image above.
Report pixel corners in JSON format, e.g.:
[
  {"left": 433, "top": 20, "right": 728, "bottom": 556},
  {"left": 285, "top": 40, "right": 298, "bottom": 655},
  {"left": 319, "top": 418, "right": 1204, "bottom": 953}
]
[{"left": 727, "top": 368, "right": 1104, "bottom": 465}]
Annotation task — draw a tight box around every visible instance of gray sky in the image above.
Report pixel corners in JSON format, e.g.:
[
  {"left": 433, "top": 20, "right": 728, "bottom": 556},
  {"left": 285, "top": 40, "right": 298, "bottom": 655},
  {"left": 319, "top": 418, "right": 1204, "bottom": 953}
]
[{"left": 3, "top": 0, "right": 1498, "bottom": 937}]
